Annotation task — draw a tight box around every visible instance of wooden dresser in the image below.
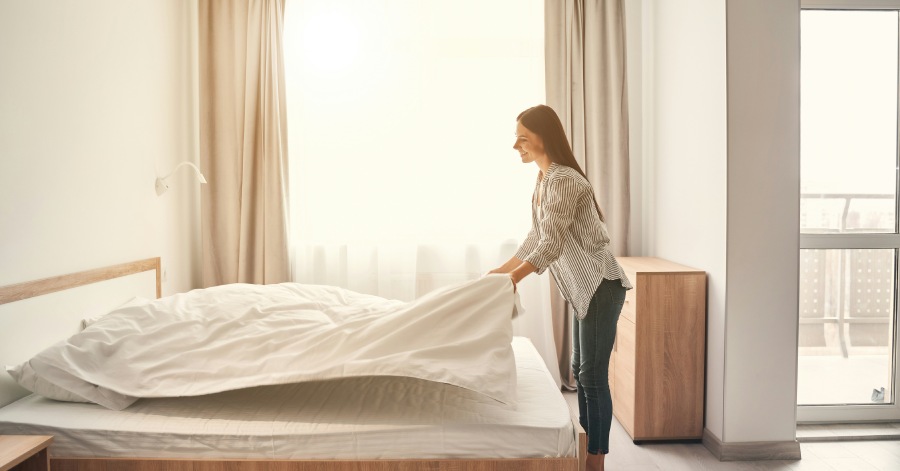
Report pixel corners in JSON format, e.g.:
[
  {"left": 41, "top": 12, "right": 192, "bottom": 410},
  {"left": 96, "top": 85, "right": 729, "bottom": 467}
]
[
  {"left": 0, "top": 435, "right": 53, "bottom": 471},
  {"left": 611, "top": 257, "right": 707, "bottom": 442}
]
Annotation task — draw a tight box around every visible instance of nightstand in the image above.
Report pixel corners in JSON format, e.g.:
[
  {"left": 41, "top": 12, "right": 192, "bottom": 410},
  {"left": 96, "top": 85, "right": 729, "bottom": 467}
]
[{"left": 0, "top": 436, "right": 53, "bottom": 471}]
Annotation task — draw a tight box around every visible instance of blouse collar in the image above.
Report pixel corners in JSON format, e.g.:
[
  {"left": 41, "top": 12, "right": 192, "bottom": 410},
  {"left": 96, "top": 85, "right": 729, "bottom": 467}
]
[{"left": 540, "top": 162, "right": 560, "bottom": 185}]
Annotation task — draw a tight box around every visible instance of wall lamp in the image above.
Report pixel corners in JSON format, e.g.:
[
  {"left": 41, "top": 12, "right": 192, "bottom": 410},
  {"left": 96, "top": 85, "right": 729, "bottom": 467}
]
[{"left": 155, "top": 162, "right": 208, "bottom": 196}]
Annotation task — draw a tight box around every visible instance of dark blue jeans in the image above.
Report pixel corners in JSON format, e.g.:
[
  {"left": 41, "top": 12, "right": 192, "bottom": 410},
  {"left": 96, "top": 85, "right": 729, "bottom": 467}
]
[{"left": 572, "top": 278, "right": 626, "bottom": 455}]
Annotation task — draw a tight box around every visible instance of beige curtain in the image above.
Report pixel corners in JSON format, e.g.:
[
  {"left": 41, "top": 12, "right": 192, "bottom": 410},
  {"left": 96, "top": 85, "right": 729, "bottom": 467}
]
[
  {"left": 545, "top": 0, "right": 630, "bottom": 390},
  {"left": 198, "top": 0, "right": 291, "bottom": 287}
]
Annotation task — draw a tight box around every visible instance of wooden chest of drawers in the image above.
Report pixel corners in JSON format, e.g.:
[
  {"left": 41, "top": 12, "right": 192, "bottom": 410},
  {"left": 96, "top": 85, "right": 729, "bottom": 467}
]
[
  {"left": 611, "top": 257, "right": 707, "bottom": 441},
  {"left": 0, "top": 435, "right": 53, "bottom": 471}
]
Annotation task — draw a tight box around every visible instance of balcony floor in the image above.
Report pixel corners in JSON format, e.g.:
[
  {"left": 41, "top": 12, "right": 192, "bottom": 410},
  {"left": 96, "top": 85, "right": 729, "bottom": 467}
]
[{"left": 798, "top": 354, "right": 892, "bottom": 405}]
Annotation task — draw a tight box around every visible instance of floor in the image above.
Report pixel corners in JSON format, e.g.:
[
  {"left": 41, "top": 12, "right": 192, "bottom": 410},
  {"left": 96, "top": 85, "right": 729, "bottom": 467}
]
[
  {"left": 797, "top": 354, "right": 891, "bottom": 405},
  {"left": 562, "top": 392, "right": 900, "bottom": 471}
]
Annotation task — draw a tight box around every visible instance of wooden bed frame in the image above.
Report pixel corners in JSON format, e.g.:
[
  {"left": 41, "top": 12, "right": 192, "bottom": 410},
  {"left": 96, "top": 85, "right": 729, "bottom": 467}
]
[{"left": 0, "top": 258, "right": 587, "bottom": 471}]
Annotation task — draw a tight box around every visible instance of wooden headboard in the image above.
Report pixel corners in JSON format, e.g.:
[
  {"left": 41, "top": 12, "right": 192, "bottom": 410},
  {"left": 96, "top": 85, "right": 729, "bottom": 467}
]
[
  {"left": 0, "top": 258, "right": 161, "bottom": 306},
  {"left": 0, "top": 257, "right": 161, "bottom": 408}
]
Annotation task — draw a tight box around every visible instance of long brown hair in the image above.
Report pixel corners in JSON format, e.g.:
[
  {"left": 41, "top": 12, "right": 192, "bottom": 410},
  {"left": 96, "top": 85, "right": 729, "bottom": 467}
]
[{"left": 517, "top": 105, "right": 605, "bottom": 222}]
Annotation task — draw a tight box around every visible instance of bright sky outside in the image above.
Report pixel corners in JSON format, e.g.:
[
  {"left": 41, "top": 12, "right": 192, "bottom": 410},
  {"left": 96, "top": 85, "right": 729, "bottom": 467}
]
[
  {"left": 801, "top": 10, "right": 898, "bottom": 195},
  {"left": 801, "top": 10, "right": 899, "bottom": 232}
]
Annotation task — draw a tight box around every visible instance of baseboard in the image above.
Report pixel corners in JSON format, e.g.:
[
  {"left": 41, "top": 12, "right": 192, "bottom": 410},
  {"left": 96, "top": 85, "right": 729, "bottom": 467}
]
[{"left": 702, "top": 428, "right": 802, "bottom": 461}]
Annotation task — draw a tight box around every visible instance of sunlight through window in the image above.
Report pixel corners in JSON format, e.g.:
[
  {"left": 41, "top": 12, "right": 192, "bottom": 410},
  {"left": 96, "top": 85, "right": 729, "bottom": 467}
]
[
  {"left": 284, "top": 0, "right": 544, "bottom": 244},
  {"left": 798, "top": 9, "right": 899, "bottom": 413}
]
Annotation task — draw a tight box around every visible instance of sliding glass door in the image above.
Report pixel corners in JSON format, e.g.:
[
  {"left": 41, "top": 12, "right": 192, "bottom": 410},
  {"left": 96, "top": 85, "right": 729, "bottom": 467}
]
[{"left": 798, "top": 2, "right": 900, "bottom": 422}]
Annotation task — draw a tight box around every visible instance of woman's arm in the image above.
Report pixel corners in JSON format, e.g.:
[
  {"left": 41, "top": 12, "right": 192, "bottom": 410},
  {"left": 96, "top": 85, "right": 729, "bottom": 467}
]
[
  {"left": 508, "top": 260, "right": 537, "bottom": 287},
  {"left": 488, "top": 256, "right": 524, "bottom": 274},
  {"left": 520, "top": 175, "right": 582, "bottom": 271},
  {"left": 487, "top": 257, "right": 535, "bottom": 292},
  {"left": 490, "top": 209, "right": 539, "bottom": 275}
]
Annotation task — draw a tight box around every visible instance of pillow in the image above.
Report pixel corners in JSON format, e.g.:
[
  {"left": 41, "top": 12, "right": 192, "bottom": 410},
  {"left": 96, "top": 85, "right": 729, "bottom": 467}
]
[
  {"left": 80, "top": 296, "right": 150, "bottom": 330},
  {"left": 6, "top": 361, "right": 90, "bottom": 403},
  {"left": 6, "top": 357, "right": 138, "bottom": 410},
  {"left": 8, "top": 292, "right": 148, "bottom": 410}
]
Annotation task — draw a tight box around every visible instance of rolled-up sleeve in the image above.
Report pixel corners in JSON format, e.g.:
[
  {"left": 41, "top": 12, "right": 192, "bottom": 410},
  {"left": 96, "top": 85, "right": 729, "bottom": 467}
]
[{"left": 521, "top": 175, "right": 584, "bottom": 273}]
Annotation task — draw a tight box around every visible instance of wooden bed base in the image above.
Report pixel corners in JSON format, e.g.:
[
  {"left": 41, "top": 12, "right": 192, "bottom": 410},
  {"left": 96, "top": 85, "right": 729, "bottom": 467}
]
[
  {"left": 1, "top": 258, "right": 587, "bottom": 471},
  {"left": 52, "top": 451, "right": 587, "bottom": 471}
]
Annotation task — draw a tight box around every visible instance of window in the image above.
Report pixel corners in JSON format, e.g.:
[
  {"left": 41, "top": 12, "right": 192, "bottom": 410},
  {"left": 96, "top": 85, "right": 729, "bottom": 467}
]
[
  {"left": 282, "top": 0, "right": 545, "bottom": 301},
  {"left": 284, "top": 0, "right": 544, "bottom": 245},
  {"left": 799, "top": 6, "right": 900, "bottom": 421},
  {"left": 280, "top": 0, "right": 558, "bottom": 381}
]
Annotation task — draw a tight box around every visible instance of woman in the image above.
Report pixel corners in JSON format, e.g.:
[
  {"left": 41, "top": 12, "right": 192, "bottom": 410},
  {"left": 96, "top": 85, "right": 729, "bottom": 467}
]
[{"left": 489, "top": 105, "right": 632, "bottom": 471}]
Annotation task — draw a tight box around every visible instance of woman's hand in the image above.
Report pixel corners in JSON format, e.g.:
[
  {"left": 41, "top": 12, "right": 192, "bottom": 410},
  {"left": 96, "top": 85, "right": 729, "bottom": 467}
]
[
  {"left": 507, "top": 261, "right": 536, "bottom": 292},
  {"left": 484, "top": 268, "right": 516, "bottom": 292}
]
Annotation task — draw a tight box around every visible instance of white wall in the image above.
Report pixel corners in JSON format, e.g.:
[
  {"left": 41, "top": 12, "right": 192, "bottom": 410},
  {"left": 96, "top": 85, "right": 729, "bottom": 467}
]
[
  {"left": 624, "top": 0, "right": 643, "bottom": 256},
  {"left": 0, "top": 0, "right": 200, "bottom": 408},
  {"left": 724, "top": 0, "right": 800, "bottom": 442},
  {"left": 641, "top": 0, "right": 800, "bottom": 445},
  {"left": 643, "top": 0, "right": 729, "bottom": 439},
  {"left": 0, "top": 0, "right": 200, "bottom": 293}
]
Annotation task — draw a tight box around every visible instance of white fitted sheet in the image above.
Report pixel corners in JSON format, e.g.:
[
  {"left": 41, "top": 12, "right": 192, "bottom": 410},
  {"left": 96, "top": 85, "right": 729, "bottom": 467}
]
[{"left": 0, "top": 337, "right": 575, "bottom": 460}]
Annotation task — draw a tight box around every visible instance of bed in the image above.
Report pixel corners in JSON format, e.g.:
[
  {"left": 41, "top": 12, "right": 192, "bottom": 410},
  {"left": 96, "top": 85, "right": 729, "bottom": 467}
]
[{"left": 0, "top": 258, "right": 586, "bottom": 471}]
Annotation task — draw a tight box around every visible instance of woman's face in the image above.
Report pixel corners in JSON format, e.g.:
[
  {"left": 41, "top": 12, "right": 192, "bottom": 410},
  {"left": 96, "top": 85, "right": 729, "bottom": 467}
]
[{"left": 513, "top": 121, "right": 545, "bottom": 164}]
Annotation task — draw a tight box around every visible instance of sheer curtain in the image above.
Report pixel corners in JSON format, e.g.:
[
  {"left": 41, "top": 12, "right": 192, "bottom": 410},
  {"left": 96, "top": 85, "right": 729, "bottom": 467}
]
[{"left": 283, "top": 0, "right": 562, "bottom": 386}]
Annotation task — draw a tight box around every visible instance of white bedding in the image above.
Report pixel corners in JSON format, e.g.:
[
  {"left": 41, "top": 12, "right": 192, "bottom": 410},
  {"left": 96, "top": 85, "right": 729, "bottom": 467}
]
[
  {"left": 0, "top": 337, "right": 576, "bottom": 460},
  {"left": 7, "top": 275, "right": 520, "bottom": 410}
]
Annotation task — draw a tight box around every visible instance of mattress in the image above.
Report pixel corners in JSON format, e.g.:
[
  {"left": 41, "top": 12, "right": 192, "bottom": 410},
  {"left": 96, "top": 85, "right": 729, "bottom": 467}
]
[{"left": 0, "top": 337, "right": 576, "bottom": 460}]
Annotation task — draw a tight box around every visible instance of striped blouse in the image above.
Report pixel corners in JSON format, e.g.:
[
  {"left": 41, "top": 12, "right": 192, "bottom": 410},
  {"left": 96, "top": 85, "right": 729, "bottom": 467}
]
[{"left": 514, "top": 163, "right": 632, "bottom": 320}]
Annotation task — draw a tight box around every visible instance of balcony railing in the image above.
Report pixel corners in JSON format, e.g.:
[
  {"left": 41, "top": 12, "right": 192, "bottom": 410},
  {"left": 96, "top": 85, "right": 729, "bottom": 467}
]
[{"left": 799, "top": 193, "right": 896, "bottom": 357}]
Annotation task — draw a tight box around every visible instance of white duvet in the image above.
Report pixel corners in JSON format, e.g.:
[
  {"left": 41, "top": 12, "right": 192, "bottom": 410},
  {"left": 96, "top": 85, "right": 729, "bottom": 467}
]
[{"left": 7, "top": 275, "right": 519, "bottom": 410}]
